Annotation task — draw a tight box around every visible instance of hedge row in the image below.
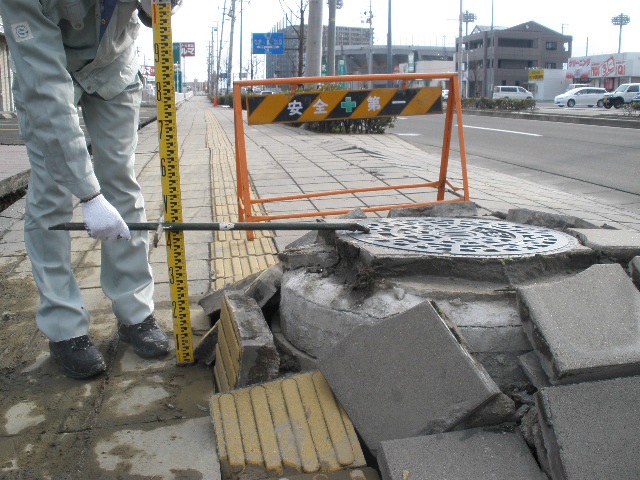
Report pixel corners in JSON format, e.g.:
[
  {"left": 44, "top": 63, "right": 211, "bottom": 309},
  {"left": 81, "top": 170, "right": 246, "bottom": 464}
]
[{"left": 461, "top": 97, "right": 536, "bottom": 111}]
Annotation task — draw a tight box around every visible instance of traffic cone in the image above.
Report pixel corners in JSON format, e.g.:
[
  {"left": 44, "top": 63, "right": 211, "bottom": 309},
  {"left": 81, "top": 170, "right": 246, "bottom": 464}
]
[{"left": 213, "top": 96, "right": 218, "bottom": 107}]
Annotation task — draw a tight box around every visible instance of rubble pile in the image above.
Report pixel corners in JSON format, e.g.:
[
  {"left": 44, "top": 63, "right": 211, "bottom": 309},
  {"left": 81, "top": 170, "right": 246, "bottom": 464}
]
[{"left": 199, "top": 207, "right": 640, "bottom": 480}]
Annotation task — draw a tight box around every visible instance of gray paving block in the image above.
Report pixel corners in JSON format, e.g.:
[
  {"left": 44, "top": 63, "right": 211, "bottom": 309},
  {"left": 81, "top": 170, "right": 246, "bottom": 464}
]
[
  {"left": 507, "top": 208, "right": 598, "bottom": 231},
  {"left": 569, "top": 228, "right": 640, "bottom": 261},
  {"left": 518, "top": 264, "right": 640, "bottom": 384},
  {"left": 318, "top": 301, "right": 500, "bottom": 454},
  {"left": 378, "top": 429, "right": 547, "bottom": 480},
  {"left": 278, "top": 243, "right": 340, "bottom": 272},
  {"left": 536, "top": 376, "right": 640, "bottom": 480}
]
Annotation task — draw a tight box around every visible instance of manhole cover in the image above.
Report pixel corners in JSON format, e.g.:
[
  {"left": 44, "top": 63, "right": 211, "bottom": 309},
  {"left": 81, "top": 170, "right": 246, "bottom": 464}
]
[{"left": 345, "top": 218, "right": 578, "bottom": 258}]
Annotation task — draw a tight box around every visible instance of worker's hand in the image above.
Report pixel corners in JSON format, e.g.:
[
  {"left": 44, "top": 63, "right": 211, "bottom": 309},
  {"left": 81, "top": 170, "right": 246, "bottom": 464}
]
[{"left": 81, "top": 194, "right": 131, "bottom": 241}]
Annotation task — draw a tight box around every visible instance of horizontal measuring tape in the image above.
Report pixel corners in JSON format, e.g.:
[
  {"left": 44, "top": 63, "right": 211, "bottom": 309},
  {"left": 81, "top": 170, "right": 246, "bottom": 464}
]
[{"left": 152, "top": 0, "right": 193, "bottom": 365}]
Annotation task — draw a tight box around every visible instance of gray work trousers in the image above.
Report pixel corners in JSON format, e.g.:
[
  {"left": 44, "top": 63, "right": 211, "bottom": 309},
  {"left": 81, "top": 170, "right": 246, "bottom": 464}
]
[{"left": 15, "top": 81, "right": 154, "bottom": 342}]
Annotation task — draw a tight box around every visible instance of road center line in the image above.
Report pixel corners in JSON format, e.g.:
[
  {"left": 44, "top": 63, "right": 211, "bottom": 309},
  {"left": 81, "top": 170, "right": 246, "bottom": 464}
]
[{"left": 459, "top": 125, "right": 542, "bottom": 137}]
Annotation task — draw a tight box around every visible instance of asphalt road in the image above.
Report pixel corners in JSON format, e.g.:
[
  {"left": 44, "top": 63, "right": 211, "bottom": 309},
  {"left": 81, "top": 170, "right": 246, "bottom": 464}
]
[{"left": 392, "top": 111, "right": 640, "bottom": 208}]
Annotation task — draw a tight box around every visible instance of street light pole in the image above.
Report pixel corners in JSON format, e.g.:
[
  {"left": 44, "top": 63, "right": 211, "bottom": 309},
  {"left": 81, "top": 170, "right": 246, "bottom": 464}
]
[
  {"left": 462, "top": 10, "right": 476, "bottom": 98},
  {"left": 387, "top": 0, "right": 392, "bottom": 87},
  {"left": 458, "top": 0, "right": 463, "bottom": 97},
  {"left": 611, "top": 13, "right": 630, "bottom": 54}
]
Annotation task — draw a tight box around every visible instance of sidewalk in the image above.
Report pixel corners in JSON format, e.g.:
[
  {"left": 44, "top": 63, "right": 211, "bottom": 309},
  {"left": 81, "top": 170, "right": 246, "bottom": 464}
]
[{"left": 1, "top": 95, "right": 639, "bottom": 478}]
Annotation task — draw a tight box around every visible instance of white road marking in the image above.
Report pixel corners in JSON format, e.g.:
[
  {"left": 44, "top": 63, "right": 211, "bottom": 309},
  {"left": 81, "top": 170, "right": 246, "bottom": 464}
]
[
  {"left": 396, "top": 133, "right": 421, "bottom": 136},
  {"left": 460, "top": 125, "right": 542, "bottom": 137}
]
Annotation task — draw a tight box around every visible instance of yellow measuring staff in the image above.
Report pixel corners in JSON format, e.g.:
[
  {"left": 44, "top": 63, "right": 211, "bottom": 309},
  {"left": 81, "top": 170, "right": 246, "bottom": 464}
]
[{"left": 152, "top": 0, "right": 193, "bottom": 365}]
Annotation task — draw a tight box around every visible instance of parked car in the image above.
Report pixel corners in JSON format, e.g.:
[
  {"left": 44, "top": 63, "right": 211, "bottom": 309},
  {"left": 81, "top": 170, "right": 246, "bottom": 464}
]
[
  {"left": 554, "top": 87, "right": 608, "bottom": 108},
  {"left": 492, "top": 86, "right": 534, "bottom": 100},
  {"left": 565, "top": 83, "right": 590, "bottom": 92},
  {"left": 632, "top": 93, "right": 640, "bottom": 103},
  {"left": 442, "top": 89, "right": 449, "bottom": 101},
  {"left": 603, "top": 83, "right": 640, "bottom": 109}
]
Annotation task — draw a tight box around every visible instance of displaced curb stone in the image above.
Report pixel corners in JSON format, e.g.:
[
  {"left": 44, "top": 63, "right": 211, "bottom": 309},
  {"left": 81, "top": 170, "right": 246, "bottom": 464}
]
[
  {"left": 214, "top": 292, "right": 279, "bottom": 392},
  {"left": 518, "top": 351, "right": 551, "bottom": 389},
  {"left": 536, "top": 376, "right": 640, "bottom": 480},
  {"left": 387, "top": 201, "right": 477, "bottom": 218},
  {"left": 377, "top": 429, "right": 547, "bottom": 480},
  {"left": 506, "top": 208, "right": 598, "bottom": 231},
  {"left": 569, "top": 228, "right": 640, "bottom": 262},
  {"left": 517, "top": 264, "right": 640, "bottom": 384},
  {"left": 319, "top": 301, "right": 500, "bottom": 455},
  {"left": 210, "top": 371, "right": 366, "bottom": 479}
]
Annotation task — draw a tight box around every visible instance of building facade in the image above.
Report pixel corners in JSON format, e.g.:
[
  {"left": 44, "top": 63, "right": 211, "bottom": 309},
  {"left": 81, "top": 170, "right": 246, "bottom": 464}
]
[
  {"left": 462, "top": 21, "right": 572, "bottom": 97},
  {"left": 567, "top": 52, "right": 640, "bottom": 90}
]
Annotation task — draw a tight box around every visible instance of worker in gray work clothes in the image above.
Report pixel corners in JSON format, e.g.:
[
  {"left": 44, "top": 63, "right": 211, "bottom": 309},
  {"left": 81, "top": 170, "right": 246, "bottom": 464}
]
[{"left": 0, "top": 0, "right": 181, "bottom": 378}]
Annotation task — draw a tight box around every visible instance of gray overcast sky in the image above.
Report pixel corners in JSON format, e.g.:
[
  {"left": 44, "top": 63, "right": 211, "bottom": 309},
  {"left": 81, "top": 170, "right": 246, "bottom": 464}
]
[{"left": 137, "top": 0, "right": 640, "bottom": 83}]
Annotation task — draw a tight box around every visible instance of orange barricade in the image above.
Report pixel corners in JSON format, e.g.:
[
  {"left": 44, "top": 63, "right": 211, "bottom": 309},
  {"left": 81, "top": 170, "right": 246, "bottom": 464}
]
[{"left": 232, "top": 73, "right": 470, "bottom": 239}]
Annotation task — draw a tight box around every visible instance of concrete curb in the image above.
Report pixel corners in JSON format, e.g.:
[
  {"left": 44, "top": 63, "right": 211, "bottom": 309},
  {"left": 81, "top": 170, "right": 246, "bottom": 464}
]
[{"left": 464, "top": 109, "right": 640, "bottom": 129}]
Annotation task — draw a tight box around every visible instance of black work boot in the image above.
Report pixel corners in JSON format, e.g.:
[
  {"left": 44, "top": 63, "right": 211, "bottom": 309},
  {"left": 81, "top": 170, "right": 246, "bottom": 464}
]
[
  {"left": 118, "top": 315, "right": 170, "bottom": 359},
  {"left": 49, "top": 335, "right": 106, "bottom": 379}
]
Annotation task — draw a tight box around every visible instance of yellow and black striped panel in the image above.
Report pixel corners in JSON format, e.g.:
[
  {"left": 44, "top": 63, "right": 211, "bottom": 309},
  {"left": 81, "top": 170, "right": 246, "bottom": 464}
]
[{"left": 246, "top": 87, "right": 443, "bottom": 125}]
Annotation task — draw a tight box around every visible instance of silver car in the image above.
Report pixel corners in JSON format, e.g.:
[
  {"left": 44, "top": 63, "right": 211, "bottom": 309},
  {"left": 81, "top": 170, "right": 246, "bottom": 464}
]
[{"left": 554, "top": 87, "right": 607, "bottom": 108}]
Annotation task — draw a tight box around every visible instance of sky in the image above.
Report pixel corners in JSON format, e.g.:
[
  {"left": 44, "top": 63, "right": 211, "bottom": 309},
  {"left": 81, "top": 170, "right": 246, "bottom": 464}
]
[{"left": 136, "top": 0, "right": 640, "bottom": 84}]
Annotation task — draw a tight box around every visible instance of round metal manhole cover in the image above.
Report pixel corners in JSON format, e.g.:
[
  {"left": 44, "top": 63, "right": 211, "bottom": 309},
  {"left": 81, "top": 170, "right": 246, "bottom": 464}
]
[{"left": 345, "top": 218, "right": 578, "bottom": 258}]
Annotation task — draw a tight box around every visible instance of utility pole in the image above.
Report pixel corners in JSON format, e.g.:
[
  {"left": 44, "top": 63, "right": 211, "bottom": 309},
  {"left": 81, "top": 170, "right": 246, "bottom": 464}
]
[
  {"left": 457, "top": 0, "right": 463, "bottom": 97},
  {"left": 239, "top": 0, "right": 243, "bottom": 81},
  {"left": 462, "top": 10, "right": 476, "bottom": 98},
  {"left": 217, "top": 1, "right": 226, "bottom": 97},
  {"left": 306, "top": 0, "right": 323, "bottom": 78},
  {"left": 226, "top": 0, "right": 236, "bottom": 94},
  {"left": 327, "top": 0, "right": 337, "bottom": 76},
  {"left": 387, "top": 0, "right": 392, "bottom": 87},
  {"left": 298, "top": 0, "right": 305, "bottom": 77}
]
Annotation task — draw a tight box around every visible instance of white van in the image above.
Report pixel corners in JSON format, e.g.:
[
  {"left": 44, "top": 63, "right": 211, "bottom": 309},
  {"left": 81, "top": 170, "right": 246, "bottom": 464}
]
[{"left": 492, "top": 86, "right": 534, "bottom": 100}]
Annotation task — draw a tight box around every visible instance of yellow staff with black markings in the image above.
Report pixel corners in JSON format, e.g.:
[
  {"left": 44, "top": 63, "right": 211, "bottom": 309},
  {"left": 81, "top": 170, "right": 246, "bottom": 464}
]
[{"left": 152, "top": 0, "right": 193, "bottom": 365}]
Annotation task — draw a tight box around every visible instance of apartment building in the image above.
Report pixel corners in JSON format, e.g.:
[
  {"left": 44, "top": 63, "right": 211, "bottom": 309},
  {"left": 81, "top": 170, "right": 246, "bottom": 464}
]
[{"left": 462, "top": 21, "right": 572, "bottom": 97}]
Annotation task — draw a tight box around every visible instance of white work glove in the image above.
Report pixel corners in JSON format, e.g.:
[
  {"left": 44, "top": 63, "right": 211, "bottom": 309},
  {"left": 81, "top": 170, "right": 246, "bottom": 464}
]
[{"left": 81, "top": 194, "right": 131, "bottom": 241}]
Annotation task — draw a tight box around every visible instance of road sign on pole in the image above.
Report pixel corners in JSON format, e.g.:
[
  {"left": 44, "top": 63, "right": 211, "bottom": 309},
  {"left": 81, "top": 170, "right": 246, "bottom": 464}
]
[{"left": 251, "top": 33, "right": 285, "bottom": 55}]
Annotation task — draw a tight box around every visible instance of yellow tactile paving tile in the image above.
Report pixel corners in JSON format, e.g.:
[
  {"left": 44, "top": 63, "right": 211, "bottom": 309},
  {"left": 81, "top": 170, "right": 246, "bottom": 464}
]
[
  {"left": 206, "top": 109, "right": 279, "bottom": 290},
  {"left": 210, "top": 371, "right": 367, "bottom": 480}
]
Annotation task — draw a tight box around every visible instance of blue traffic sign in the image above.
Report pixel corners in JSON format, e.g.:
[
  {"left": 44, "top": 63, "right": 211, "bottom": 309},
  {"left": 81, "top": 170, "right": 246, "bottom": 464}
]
[{"left": 252, "top": 33, "right": 284, "bottom": 55}]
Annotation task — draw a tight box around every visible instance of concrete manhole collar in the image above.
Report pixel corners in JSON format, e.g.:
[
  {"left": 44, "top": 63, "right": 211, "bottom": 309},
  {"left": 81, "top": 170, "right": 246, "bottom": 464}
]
[{"left": 344, "top": 217, "right": 578, "bottom": 258}]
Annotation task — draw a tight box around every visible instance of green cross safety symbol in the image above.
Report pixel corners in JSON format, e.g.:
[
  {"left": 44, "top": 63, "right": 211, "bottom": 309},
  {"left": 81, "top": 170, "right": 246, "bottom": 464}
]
[{"left": 341, "top": 97, "right": 357, "bottom": 113}]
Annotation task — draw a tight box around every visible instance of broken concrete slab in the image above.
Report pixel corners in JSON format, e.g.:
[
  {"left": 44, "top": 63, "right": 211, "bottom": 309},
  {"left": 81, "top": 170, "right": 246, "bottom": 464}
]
[
  {"left": 280, "top": 269, "right": 425, "bottom": 358},
  {"left": 210, "top": 371, "right": 366, "bottom": 479},
  {"left": 388, "top": 201, "right": 478, "bottom": 218},
  {"left": 506, "top": 208, "right": 598, "bottom": 231},
  {"left": 517, "top": 264, "right": 640, "bottom": 384},
  {"left": 318, "top": 301, "right": 500, "bottom": 455},
  {"left": 536, "top": 376, "right": 640, "bottom": 480},
  {"left": 267, "top": 467, "right": 380, "bottom": 480},
  {"left": 377, "top": 429, "right": 547, "bottom": 480},
  {"left": 214, "top": 292, "right": 279, "bottom": 392},
  {"left": 278, "top": 243, "right": 340, "bottom": 272},
  {"left": 244, "top": 263, "right": 283, "bottom": 308},
  {"left": 199, "top": 271, "right": 262, "bottom": 316},
  {"left": 569, "top": 228, "right": 640, "bottom": 262},
  {"left": 630, "top": 256, "right": 640, "bottom": 289}
]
